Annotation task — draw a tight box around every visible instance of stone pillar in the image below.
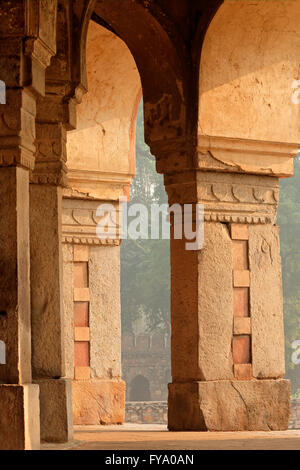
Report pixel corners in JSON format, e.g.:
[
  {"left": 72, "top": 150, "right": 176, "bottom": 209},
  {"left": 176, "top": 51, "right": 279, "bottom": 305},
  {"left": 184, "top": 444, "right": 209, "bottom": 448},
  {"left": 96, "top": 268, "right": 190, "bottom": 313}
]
[
  {"left": 153, "top": 140, "right": 291, "bottom": 431},
  {"left": 0, "top": 88, "right": 40, "bottom": 449},
  {"left": 62, "top": 194, "right": 125, "bottom": 425},
  {"left": 29, "top": 96, "right": 75, "bottom": 443}
]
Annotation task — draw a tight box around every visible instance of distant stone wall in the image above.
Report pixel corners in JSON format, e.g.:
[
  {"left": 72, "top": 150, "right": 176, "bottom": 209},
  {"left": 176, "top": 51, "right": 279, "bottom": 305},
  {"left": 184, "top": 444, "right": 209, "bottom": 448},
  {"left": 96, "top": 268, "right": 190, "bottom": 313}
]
[
  {"left": 125, "top": 401, "right": 168, "bottom": 424},
  {"left": 289, "top": 399, "right": 300, "bottom": 429},
  {"left": 122, "top": 332, "right": 171, "bottom": 401},
  {"left": 126, "top": 399, "right": 300, "bottom": 428}
]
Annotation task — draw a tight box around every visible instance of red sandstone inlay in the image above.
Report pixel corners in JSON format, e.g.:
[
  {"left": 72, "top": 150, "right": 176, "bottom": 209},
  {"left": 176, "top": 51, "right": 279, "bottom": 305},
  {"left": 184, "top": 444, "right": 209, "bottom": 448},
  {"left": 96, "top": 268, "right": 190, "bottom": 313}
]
[
  {"left": 74, "top": 262, "right": 88, "bottom": 288},
  {"left": 230, "top": 224, "right": 249, "bottom": 241},
  {"left": 232, "top": 335, "right": 251, "bottom": 364},
  {"left": 233, "top": 288, "right": 249, "bottom": 317},
  {"left": 74, "top": 302, "right": 89, "bottom": 327},
  {"left": 74, "top": 341, "right": 90, "bottom": 367},
  {"left": 232, "top": 240, "right": 249, "bottom": 270}
]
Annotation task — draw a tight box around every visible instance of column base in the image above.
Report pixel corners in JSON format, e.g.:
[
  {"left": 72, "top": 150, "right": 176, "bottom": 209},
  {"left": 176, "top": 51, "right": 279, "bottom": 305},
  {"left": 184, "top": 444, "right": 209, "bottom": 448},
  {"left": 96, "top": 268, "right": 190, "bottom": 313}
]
[
  {"left": 168, "top": 379, "right": 290, "bottom": 431},
  {"left": 0, "top": 384, "right": 40, "bottom": 450},
  {"left": 34, "top": 378, "right": 73, "bottom": 443},
  {"left": 72, "top": 379, "right": 125, "bottom": 425}
]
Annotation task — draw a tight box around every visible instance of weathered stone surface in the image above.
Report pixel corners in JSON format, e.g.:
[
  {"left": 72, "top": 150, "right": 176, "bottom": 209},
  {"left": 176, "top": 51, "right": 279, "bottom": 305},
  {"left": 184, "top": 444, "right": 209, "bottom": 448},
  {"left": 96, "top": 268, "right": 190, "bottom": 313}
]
[
  {"left": 168, "top": 380, "right": 290, "bottom": 431},
  {"left": 30, "top": 185, "right": 65, "bottom": 378},
  {"left": 0, "top": 167, "right": 32, "bottom": 385},
  {"left": 72, "top": 380, "right": 125, "bottom": 425},
  {"left": 89, "top": 245, "right": 122, "bottom": 379},
  {"left": 170, "top": 222, "right": 234, "bottom": 382},
  {"left": 249, "top": 225, "right": 285, "bottom": 379},
  {"left": 35, "top": 378, "right": 73, "bottom": 443},
  {"left": 0, "top": 384, "right": 40, "bottom": 450},
  {"left": 232, "top": 335, "right": 251, "bottom": 364}
]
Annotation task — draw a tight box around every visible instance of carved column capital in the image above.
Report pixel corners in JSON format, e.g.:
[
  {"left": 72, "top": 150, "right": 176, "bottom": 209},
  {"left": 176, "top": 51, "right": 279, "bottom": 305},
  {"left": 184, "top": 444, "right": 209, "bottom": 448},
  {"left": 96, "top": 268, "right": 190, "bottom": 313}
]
[
  {"left": 62, "top": 192, "right": 121, "bottom": 246},
  {"left": 0, "top": 89, "right": 36, "bottom": 170},
  {"left": 31, "top": 89, "right": 78, "bottom": 186},
  {"left": 164, "top": 170, "right": 279, "bottom": 226}
]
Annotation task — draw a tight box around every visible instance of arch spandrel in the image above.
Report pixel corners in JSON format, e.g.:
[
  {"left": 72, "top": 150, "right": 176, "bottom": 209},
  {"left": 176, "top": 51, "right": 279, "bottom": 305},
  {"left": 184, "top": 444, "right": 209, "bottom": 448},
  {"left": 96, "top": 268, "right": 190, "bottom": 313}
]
[
  {"left": 66, "top": 21, "right": 141, "bottom": 200},
  {"left": 198, "top": 0, "right": 300, "bottom": 177},
  {"left": 89, "top": 0, "right": 190, "bottom": 147}
]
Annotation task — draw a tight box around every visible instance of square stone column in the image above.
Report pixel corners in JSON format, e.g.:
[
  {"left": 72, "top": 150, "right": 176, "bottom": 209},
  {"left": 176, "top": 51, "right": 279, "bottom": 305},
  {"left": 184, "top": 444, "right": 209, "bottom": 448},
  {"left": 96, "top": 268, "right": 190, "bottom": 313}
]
[
  {"left": 62, "top": 194, "right": 125, "bottom": 425},
  {"left": 29, "top": 96, "right": 74, "bottom": 443},
  {"left": 0, "top": 89, "right": 40, "bottom": 449},
  {"left": 163, "top": 167, "right": 290, "bottom": 431}
]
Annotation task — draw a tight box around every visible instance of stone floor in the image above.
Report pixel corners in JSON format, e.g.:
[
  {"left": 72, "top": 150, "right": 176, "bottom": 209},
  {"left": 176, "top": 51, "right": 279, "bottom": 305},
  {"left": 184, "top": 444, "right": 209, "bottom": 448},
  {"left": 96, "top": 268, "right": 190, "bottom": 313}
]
[{"left": 42, "top": 424, "right": 300, "bottom": 450}]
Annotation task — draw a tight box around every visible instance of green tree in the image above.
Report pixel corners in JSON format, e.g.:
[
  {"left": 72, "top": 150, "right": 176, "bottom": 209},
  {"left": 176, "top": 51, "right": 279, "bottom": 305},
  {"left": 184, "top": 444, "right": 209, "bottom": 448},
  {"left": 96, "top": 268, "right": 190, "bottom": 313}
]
[
  {"left": 120, "top": 103, "right": 170, "bottom": 333},
  {"left": 278, "top": 156, "right": 300, "bottom": 373}
]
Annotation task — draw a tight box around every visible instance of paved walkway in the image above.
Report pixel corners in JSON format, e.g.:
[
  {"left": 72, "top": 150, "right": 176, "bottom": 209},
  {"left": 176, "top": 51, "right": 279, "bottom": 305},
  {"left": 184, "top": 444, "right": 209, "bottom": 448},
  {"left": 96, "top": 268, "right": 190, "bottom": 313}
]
[{"left": 42, "top": 424, "right": 300, "bottom": 450}]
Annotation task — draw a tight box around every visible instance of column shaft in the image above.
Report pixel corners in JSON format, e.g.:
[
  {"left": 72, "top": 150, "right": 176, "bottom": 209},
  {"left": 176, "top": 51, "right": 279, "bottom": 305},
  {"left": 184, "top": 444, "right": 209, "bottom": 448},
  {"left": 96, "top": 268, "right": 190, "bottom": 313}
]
[{"left": 0, "top": 88, "right": 40, "bottom": 449}]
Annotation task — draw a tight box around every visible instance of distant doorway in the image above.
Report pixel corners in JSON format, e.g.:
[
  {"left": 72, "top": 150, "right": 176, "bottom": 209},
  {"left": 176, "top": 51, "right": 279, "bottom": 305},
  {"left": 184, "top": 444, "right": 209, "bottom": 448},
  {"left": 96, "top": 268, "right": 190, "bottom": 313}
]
[{"left": 130, "top": 375, "right": 151, "bottom": 401}]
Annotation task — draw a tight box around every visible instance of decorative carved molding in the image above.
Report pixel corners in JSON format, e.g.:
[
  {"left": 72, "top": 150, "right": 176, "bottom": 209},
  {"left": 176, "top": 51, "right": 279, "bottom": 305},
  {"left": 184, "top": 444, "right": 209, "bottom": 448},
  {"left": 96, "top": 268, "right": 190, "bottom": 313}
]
[
  {"left": 62, "top": 236, "right": 120, "bottom": 246},
  {"left": 0, "top": 89, "right": 36, "bottom": 170},
  {"left": 62, "top": 195, "right": 121, "bottom": 246},
  {"left": 25, "top": 0, "right": 57, "bottom": 68},
  {"left": 197, "top": 135, "right": 298, "bottom": 178},
  {"left": 165, "top": 171, "right": 279, "bottom": 225},
  {"left": 67, "top": 168, "right": 133, "bottom": 201}
]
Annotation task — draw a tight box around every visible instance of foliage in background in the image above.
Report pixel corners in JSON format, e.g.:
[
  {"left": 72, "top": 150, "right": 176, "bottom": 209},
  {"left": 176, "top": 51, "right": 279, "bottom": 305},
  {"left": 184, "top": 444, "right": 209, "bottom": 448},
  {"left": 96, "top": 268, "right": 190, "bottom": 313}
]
[
  {"left": 120, "top": 103, "right": 170, "bottom": 333},
  {"left": 278, "top": 156, "right": 300, "bottom": 372},
  {"left": 292, "top": 389, "right": 300, "bottom": 399}
]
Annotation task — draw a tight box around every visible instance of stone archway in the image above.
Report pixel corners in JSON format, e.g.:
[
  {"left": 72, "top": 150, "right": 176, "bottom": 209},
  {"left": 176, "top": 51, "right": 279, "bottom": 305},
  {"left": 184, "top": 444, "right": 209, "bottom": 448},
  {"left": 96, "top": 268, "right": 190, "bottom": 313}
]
[
  {"left": 167, "top": 0, "right": 300, "bottom": 432},
  {"left": 64, "top": 19, "right": 142, "bottom": 427}
]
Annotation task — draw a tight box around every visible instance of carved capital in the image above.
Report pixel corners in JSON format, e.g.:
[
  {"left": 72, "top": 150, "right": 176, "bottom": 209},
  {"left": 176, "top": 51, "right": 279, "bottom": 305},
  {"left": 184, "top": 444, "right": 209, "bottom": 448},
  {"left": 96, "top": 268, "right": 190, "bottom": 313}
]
[
  {"left": 25, "top": 0, "right": 57, "bottom": 66},
  {"left": 149, "top": 138, "right": 196, "bottom": 174},
  {"left": 25, "top": 0, "right": 58, "bottom": 95},
  {"left": 165, "top": 171, "right": 279, "bottom": 225},
  {"left": 31, "top": 92, "right": 76, "bottom": 186},
  {"left": 0, "top": 89, "right": 36, "bottom": 170}
]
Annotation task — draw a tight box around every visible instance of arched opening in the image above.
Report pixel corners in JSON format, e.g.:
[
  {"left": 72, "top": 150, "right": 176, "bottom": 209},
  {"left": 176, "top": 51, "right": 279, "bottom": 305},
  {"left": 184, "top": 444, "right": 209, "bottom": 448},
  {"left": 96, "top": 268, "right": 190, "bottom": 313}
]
[
  {"left": 130, "top": 375, "right": 151, "bottom": 402},
  {"left": 64, "top": 16, "right": 170, "bottom": 426}
]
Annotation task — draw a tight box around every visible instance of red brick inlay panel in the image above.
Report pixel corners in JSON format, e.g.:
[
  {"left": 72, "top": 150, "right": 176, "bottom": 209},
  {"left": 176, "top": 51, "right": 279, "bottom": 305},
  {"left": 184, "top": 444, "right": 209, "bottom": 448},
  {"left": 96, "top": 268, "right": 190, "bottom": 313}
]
[
  {"left": 233, "top": 288, "right": 249, "bottom": 317},
  {"left": 74, "top": 341, "right": 90, "bottom": 367},
  {"left": 231, "top": 224, "right": 252, "bottom": 379},
  {"left": 232, "top": 335, "right": 251, "bottom": 364},
  {"left": 74, "top": 302, "right": 89, "bottom": 327},
  {"left": 73, "top": 247, "right": 90, "bottom": 379},
  {"left": 74, "top": 262, "right": 88, "bottom": 288},
  {"left": 232, "top": 240, "right": 248, "bottom": 270}
]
